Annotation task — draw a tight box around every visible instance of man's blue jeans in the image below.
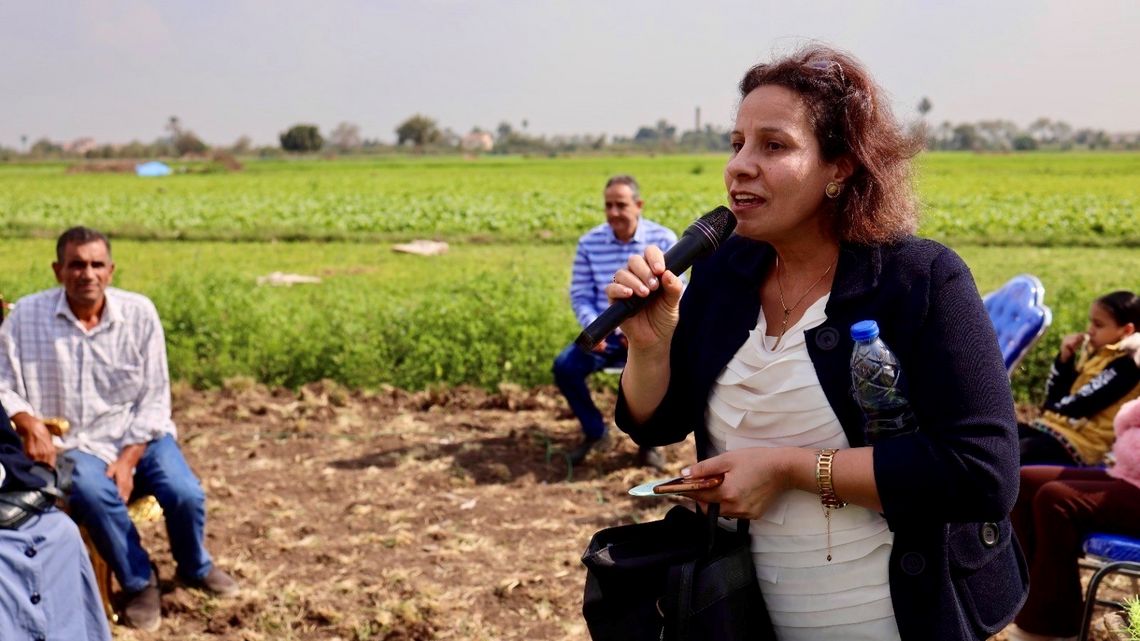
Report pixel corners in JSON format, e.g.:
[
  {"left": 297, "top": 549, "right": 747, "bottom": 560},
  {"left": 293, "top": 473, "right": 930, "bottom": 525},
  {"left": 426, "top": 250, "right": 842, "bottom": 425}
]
[
  {"left": 65, "top": 435, "right": 213, "bottom": 593},
  {"left": 553, "top": 336, "right": 627, "bottom": 439}
]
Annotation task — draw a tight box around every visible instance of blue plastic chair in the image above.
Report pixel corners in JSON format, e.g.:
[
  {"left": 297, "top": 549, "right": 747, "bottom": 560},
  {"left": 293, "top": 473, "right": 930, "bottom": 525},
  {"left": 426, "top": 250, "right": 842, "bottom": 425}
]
[
  {"left": 983, "top": 274, "right": 1053, "bottom": 374},
  {"left": 1078, "top": 532, "right": 1140, "bottom": 641}
]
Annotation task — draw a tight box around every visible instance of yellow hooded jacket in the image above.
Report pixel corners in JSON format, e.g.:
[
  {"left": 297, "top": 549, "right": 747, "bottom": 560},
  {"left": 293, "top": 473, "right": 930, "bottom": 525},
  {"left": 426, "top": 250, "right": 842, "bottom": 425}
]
[{"left": 1033, "top": 334, "right": 1140, "bottom": 464}]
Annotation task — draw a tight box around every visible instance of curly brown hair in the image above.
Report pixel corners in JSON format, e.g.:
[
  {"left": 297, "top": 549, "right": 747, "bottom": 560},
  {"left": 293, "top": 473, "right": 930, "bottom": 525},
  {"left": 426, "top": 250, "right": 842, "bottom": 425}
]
[{"left": 738, "top": 46, "right": 922, "bottom": 244}]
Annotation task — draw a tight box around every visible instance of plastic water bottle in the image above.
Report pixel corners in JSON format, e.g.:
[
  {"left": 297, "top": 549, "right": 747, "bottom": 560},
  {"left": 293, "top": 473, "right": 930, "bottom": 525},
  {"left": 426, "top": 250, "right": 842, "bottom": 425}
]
[{"left": 850, "top": 320, "right": 917, "bottom": 444}]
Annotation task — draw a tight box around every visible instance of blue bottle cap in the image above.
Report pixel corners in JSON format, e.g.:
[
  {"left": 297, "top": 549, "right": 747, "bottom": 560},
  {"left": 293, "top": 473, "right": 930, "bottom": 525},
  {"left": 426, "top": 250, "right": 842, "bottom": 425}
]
[{"left": 850, "top": 320, "right": 880, "bottom": 341}]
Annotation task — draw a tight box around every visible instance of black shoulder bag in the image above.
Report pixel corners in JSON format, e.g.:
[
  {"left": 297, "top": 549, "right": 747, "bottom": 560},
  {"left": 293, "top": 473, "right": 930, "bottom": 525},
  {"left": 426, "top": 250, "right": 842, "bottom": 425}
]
[
  {"left": 581, "top": 503, "right": 775, "bottom": 641},
  {"left": 0, "top": 461, "right": 69, "bottom": 530}
]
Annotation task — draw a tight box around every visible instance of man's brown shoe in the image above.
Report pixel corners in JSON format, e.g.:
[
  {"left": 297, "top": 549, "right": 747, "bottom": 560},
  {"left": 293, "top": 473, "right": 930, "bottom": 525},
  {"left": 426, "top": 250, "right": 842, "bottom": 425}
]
[
  {"left": 122, "top": 575, "right": 161, "bottom": 632},
  {"left": 187, "top": 566, "right": 240, "bottom": 597}
]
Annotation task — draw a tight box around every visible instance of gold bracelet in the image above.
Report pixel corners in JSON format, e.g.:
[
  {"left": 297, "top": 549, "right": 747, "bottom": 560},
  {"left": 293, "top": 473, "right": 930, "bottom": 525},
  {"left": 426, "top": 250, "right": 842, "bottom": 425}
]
[
  {"left": 815, "top": 448, "right": 847, "bottom": 509},
  {"left": 816, "top": 448, "right": 846, "bottom": 562}
]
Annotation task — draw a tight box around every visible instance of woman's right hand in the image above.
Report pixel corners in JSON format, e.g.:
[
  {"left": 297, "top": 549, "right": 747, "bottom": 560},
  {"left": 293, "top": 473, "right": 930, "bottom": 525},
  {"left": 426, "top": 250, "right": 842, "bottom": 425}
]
[{"left": 605, "top": 245, "right": 684, "bottom": 351}]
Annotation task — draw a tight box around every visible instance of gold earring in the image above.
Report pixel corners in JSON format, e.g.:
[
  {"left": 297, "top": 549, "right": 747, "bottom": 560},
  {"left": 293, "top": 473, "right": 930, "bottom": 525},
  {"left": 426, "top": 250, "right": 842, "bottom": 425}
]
[{"left": 825, "top": 182, "right": 842, "bottom": 199}]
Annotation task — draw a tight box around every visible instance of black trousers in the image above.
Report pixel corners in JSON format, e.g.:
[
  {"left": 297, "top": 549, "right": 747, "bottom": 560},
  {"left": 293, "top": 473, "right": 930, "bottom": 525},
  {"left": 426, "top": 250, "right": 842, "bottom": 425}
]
[{"left": 1018, "top": 422, "right": 1080, "bottom": 466}]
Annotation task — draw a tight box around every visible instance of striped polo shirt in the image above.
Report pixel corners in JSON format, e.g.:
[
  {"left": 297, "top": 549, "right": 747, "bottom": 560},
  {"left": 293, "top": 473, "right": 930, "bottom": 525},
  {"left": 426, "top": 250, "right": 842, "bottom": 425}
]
[{"left": 570, "top": 218, "right": 678, "bottom": 330}]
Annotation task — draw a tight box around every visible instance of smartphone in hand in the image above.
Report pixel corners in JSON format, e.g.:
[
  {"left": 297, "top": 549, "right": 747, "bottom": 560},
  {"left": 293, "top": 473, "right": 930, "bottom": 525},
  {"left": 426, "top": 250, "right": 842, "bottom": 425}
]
[{"left": 653, "top": 474, "right": 724, "bottom": 494}]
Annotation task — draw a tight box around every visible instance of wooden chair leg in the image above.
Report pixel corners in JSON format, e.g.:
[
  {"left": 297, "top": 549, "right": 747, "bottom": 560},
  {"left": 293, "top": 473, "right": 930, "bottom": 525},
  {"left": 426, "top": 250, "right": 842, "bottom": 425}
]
[{"left": 80, "top": 525, "right": 119, "bottom": 624}]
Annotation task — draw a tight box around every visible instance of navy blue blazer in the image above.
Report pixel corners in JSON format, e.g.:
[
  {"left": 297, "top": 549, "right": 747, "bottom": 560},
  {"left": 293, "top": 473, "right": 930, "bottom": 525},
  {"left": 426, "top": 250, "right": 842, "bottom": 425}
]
[
  {"left": 1, "top": 402, "right": 46, "bottom": 492},
  {"left": 616, "top": 234, "right": 1029, "bottom": 641}
]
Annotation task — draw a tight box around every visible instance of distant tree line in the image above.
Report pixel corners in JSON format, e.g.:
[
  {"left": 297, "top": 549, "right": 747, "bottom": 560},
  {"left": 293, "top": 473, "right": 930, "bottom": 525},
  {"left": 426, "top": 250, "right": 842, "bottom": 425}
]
[
  {"left": 912, "top": 97, "right": 1138, "bottom": 151},
  {"left": 3, "top": 105, "right": 1137, "bottom": 162},
  {"left": 920, "top": 117, "right": 1132, "bottom": 151}
]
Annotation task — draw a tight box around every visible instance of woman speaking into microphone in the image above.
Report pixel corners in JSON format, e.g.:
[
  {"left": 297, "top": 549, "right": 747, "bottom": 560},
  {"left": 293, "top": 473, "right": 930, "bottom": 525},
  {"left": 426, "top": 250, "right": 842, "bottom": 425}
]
[{"left": 608, "top": 45, "right": 1026, "bottom": 641}]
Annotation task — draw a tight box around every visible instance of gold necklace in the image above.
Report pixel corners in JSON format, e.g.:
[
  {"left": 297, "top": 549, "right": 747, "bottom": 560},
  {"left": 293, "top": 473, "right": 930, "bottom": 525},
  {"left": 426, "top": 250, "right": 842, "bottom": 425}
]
[{"left": 772, "top": 254, "right": 837, "bottom": 349}]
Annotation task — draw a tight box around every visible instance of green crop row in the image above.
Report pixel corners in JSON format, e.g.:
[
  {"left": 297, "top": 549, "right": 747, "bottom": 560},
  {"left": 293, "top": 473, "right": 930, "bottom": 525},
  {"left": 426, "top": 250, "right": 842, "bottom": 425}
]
[
  {"left": 1, "top": 153, "right": 1137, "bottom": 245},
  {"left": 2, "top": 239, "right": 1137, "bottom": 403},
  {"left": 918, "top": 153, "right": 1140, "bottom": 246}
]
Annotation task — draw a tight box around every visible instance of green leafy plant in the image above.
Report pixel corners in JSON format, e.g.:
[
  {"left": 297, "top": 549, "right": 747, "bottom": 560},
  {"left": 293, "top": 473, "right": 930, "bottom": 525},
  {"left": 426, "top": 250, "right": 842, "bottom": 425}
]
[{"left": 1126, "top": 595, "right": 1140, "bottom": 641}]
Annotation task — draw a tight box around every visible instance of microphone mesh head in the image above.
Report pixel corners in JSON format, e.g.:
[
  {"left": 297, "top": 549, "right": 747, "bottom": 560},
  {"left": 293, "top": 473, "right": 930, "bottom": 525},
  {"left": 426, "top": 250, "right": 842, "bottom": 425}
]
[{"left": 693, "top": 206, "right": 737, "bottom": 250}]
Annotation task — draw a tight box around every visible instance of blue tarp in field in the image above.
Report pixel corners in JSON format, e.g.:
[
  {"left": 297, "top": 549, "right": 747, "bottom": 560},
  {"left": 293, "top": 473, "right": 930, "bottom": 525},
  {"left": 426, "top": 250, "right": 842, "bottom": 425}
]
[{"left": 135, "top": 161, "right": 172, "bottom": 177}]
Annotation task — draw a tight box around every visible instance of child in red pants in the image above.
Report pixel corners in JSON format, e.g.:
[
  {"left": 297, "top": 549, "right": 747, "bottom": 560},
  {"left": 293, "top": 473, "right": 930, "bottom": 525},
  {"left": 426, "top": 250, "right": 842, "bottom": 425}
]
[{"left": 1007, "top": 397, "right": 1140, "bottom": 641}]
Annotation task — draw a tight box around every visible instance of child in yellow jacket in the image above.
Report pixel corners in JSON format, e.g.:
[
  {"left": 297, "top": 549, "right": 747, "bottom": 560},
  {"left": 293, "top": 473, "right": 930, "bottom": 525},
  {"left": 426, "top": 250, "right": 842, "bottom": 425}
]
[{"left": 1020, "top": 290, "right": 1140, "bottom": 466}]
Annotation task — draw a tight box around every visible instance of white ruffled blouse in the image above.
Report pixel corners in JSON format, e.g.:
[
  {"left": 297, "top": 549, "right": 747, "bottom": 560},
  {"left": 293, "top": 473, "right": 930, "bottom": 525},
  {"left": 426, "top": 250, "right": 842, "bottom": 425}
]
[{"left": 704, "top": 294, "right": 900, "bottom": 640}]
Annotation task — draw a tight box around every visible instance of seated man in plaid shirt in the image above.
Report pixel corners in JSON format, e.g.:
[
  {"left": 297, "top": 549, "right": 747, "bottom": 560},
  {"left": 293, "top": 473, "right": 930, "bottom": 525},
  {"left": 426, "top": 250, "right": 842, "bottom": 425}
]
[{"left": 0, "top": 226, "right": 238, "bottom": 632}]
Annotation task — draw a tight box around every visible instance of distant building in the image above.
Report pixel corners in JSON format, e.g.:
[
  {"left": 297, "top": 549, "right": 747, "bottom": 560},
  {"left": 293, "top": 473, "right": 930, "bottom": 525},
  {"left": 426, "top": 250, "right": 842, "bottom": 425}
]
[
  {"left": 460, "top": 131, "right": 494, "bottom": 152},
  {"left": 65, "top": 137, "right": 98, "bottom": 155}
]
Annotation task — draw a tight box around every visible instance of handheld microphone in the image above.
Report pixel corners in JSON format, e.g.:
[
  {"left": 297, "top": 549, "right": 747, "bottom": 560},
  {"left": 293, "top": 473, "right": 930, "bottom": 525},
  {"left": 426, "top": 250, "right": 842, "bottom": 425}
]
[{"left": 574, "top": 206, "right": 737, "bottom": 351}]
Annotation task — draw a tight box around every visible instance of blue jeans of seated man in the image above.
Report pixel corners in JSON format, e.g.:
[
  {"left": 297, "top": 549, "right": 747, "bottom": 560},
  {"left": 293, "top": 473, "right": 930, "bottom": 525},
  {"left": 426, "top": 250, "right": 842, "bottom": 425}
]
[
  {"left": 553, "top": 335, "right": 627, "bottom": 440},
  {"left": 64, "top": 434, "right": 213, "bottom": 594}
]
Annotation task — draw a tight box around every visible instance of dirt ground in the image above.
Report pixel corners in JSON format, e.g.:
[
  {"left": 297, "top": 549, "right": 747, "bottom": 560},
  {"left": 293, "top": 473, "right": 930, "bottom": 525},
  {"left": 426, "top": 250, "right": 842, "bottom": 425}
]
[{"left": 107, "top": 381, "right": 1134, "bottom": 641}]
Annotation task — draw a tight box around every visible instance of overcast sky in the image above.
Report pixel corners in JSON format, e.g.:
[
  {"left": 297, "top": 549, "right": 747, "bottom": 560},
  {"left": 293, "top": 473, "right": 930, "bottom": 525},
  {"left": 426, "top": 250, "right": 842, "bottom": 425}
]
[{"left": 1, "top": 0, "right": 1137, "bottom": 148}]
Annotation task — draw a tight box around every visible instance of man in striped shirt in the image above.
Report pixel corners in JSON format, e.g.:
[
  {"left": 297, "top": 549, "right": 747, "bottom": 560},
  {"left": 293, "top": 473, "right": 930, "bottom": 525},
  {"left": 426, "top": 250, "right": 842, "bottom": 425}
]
[
  {"left": 1, "top": 227, "right": 238, "bottom": 632},
  {"left": 553, "top": 175, "right": 677, "bottom": 468}
]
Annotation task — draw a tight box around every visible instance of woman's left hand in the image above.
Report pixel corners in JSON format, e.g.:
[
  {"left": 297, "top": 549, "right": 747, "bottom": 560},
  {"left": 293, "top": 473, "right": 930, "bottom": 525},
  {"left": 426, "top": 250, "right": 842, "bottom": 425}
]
[{"left": 680, "top": 447, "right": 813, "bottom": 520}]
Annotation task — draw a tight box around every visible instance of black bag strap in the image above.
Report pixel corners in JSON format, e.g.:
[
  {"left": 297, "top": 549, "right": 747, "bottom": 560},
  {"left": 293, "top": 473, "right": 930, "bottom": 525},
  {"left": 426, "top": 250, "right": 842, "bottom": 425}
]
[
  {"left": 0, "top": 489, "right": 54, "bottom": 529},
  {"left": 28, "top": 463, "right": 66, "bottom": 501},
  {"left": 670, "top": 502, "right": 731, "bottom": 640},
  {"left": 702, "top": 503, "right": 720, "bottom": 556},
  {"left": 698, "top": 502, "right": 751, "bottom": 547},
  {"left": 673, "top": 556, "right": 697, "bottom": 641}
]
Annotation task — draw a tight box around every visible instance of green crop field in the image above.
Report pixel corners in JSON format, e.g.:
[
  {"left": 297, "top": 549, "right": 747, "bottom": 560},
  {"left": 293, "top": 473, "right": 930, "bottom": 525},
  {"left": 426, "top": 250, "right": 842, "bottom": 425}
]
[
  {"left": 1, "top": 152, "right": 1137, "bottom": 245},
  {"left": 2, "top": 239, "right": 1137, "bottom": 402},
  {"left": 1, "top": 153, "right": 1137, "bottom": 400}
]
